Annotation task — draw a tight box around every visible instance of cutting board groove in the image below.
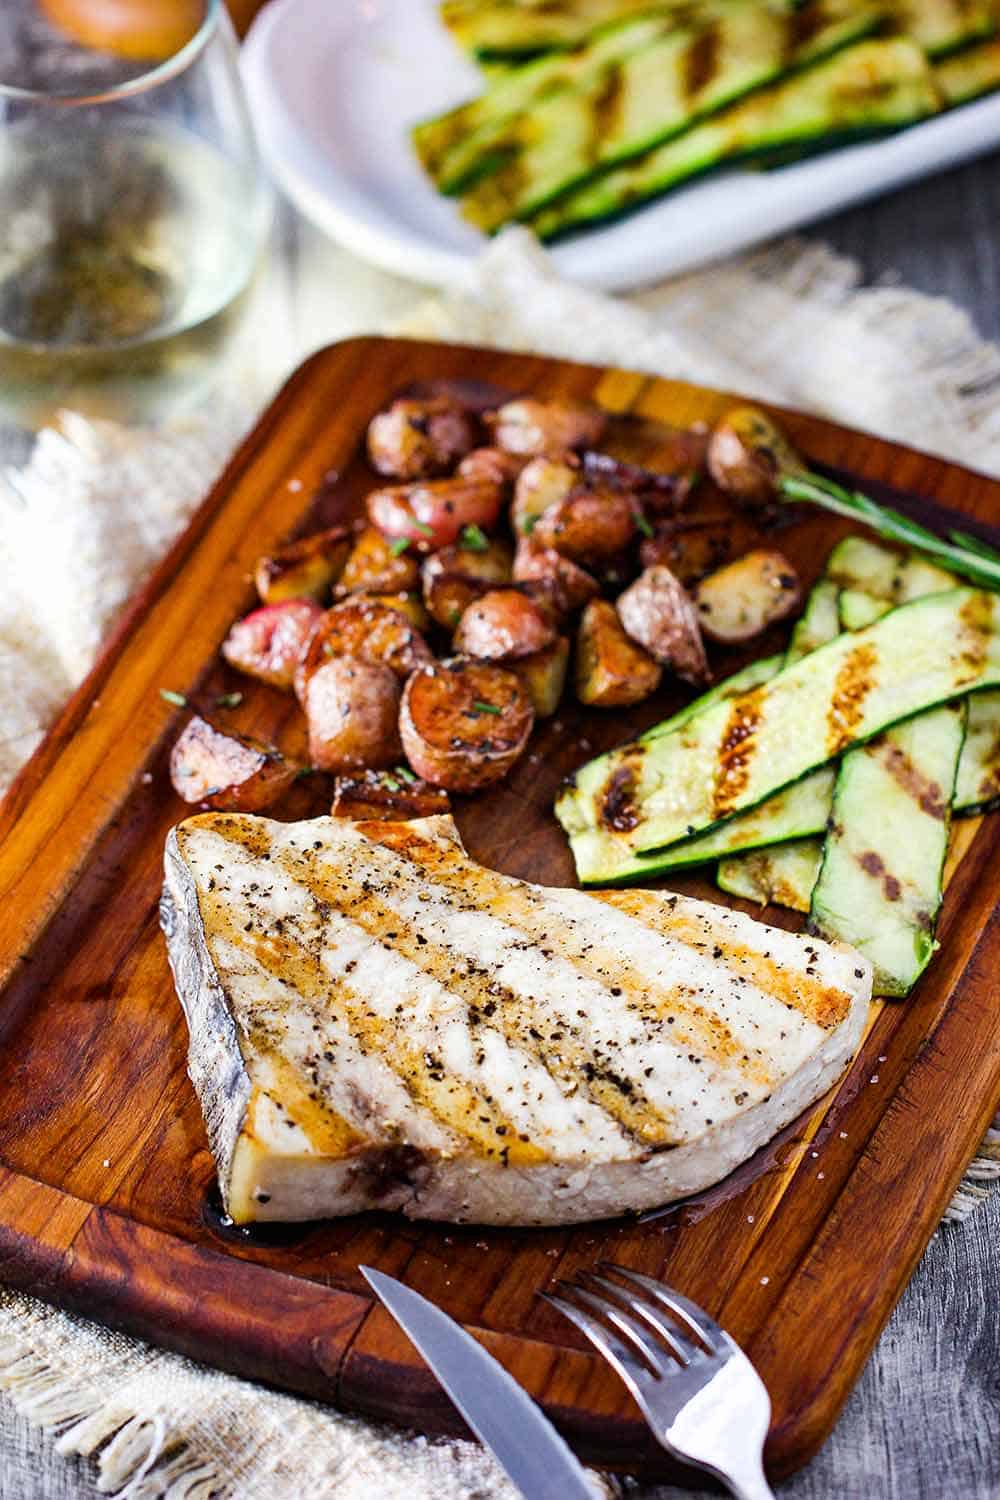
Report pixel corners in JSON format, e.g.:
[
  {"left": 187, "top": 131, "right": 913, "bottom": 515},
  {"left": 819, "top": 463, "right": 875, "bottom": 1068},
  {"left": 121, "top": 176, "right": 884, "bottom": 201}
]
[{"left": 2, "top": 338, "right": 999, "bottom": 1481}]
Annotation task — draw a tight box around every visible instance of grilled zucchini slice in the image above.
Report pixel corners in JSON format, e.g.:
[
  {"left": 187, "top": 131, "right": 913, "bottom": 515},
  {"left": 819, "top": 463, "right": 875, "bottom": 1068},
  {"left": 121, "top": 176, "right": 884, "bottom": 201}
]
[
  {"left": 808, "top": 700, "right": 966, "bottom": 996},
  {"left": 890, "top": 0, "right": 996, "bottom": 59},
  {"left": 439, "top": 0, "right": 704, "bottom": 60},
  {"left": 717, "top": 838, "right": 824, "bottom": 910},
  {"left": 954, "top": 689, "right": 1000, "bottom": 813},
  {"left": 936, "top": 34, "right": 1000, "bottom": 102}
]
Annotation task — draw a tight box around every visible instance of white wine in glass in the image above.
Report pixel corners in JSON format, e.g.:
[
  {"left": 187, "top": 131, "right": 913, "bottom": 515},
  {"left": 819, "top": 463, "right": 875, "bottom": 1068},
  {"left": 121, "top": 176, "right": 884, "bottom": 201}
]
[{"left": 0, "top": 0, "right": 272, "bottom": 426}]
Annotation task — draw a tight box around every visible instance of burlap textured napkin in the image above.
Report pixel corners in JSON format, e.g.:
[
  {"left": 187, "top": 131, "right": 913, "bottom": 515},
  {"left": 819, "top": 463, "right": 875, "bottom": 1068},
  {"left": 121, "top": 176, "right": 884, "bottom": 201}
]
[{"left": 1, "top": 228, "right": 998, "bottom": 1498}]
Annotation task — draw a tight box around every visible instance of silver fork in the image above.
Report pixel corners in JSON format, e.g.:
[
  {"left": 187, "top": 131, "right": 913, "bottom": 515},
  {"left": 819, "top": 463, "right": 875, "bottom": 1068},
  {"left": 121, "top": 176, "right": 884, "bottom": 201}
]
[{"left": 544, "top": 1265, "right": 775, "bottom": 1500}]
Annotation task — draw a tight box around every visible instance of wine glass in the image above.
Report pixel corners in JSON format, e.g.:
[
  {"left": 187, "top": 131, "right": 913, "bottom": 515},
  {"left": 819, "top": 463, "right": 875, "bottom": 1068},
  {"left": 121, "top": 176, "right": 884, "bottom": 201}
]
[{"left": 0, "top": 0, "right": 273, "bottom": 426}]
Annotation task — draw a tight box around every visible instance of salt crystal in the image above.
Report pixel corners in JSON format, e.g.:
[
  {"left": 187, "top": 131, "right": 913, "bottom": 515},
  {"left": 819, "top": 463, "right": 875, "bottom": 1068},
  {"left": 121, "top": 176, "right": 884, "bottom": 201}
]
[
  {"left": 870, "top": 1074, "right": 879, "bottom": 1084},
  {"left": 817, "top": 1172, "right": 825, "bottom": 1180},
  {"left": 747, "top": 1215, "right": 754, "bottom": 1224},
  {"left": 839, "top": 1131, "right": 848, "bottom": 1139},
  {"left": 102, "top": 1159, "right": 110, "bottom": 1168},
  {"left": 140, "top": 772, "right": 153, "bottom": 785},
  {"left": 760, "top": 1276, "right": 769, "bottom": 1285},
  {"left": 287, "top": 478, "right": 303, "bottom": 492}
]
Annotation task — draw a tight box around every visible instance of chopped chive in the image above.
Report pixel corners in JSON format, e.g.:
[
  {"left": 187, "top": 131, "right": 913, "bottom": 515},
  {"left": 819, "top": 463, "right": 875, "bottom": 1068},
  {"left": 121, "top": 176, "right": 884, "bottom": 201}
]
[
  {"left": 411, "top": 519, "right": 435, "bottom": 538},
  {"left": 460, "top": 523, "right": 489, "bottom": 552},
  {"left": 296, "top": 766, "right": 316, "bottom": 779},
  {"left": 159, "top": 689, "right": 187, "bottom": 707},
  {"left": 472, "top": 699, "right": 502, "bottom": 716},
  {"left": 383, "top": 776, "right": 401, "bottom": 792},
  {"left": 396, "top": 765, "right": 417, "bottom": 784},
  {"left": 215, "top": 691, "right": 243, "bottom": 709},
  {"left": 635, "top": 510, "right": 653, "bottom": 539},
  {"left": 389, "top": 536, "right": 412, "bottom": 556},
  {"left": 522, "top": 514, "right": 539, "bottom": 536}
]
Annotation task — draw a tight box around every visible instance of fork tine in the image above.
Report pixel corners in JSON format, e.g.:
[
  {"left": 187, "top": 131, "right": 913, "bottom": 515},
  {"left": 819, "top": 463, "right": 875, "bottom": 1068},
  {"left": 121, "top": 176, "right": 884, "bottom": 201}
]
[
  {"left": 599, "top": 1265, "right": 725, "bottom": 1354},
  {"left": 557, "top": 1283, "right": 676, "bottom": 1374},
  {"left": 580, "top": 1272, "right": 698, "bottom": 1365},
  {"left": 542, "top": 1291, "right": 652, "bottom": 1404}
]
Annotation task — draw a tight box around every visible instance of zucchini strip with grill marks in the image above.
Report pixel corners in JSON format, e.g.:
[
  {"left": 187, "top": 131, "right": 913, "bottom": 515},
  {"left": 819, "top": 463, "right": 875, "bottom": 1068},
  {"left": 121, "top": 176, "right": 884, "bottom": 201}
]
[
  {"left": 439, "top": 0, "right": 708, "bottom": 60},
  {"left": 556, "top": 587, "right": 1000, "bottom": 871},
  {"left": 458, "top": 0, "right": 884, "bottom": 230},
  {"left": 718, "top": 838, "right": 823, "bottom": 909},
  {"left": 890, "top": 0, "right": 996, "bottom": 59},
  {"left": 532, "top": 35, "right": 933, "bottom": 240},
  {"left": 808, "top": 700, "right": 966, "bottom": 996},
  {"left": 936, "top": 33, "right": 1000, "bottom": 101}
]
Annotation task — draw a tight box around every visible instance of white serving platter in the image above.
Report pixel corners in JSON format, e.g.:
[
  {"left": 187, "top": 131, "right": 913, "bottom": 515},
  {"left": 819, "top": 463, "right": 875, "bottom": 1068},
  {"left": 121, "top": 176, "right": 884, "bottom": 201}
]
[{"left": 242, "top": 0, "right": 1000, "bottom": 292}]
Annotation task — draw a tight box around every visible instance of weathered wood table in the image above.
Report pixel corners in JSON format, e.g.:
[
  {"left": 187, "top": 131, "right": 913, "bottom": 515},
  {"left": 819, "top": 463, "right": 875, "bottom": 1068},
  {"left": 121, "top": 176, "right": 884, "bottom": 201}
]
[{"left": 2, "top": 155, "right": 999, "bottom": 1498}]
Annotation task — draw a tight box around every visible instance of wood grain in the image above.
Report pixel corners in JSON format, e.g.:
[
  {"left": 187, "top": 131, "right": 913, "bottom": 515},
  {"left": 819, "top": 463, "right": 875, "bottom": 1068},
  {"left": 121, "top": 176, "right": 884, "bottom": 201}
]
[{"left": 1, "top": 337, "right": 999, "bottom": 1482}]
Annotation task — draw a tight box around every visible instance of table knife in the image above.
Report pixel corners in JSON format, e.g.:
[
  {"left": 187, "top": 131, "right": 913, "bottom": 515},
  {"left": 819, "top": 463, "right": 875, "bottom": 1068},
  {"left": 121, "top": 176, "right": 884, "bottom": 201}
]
[{"left": 360, "top": 1266, "right": 599, "bottom": 1500}]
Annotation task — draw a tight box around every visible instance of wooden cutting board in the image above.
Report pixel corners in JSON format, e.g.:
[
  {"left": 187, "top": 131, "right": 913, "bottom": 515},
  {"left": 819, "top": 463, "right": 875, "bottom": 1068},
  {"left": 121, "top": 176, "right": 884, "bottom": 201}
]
[{"left": 1, "top": 338, "right": 999, "bottom": 1483}]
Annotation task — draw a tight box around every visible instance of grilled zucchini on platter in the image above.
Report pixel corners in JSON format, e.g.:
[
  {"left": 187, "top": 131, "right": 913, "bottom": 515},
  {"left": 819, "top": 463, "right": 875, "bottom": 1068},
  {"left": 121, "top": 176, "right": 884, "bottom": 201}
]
[{"left": 413, "top": 0, "right": 1000, "bottom": 241}]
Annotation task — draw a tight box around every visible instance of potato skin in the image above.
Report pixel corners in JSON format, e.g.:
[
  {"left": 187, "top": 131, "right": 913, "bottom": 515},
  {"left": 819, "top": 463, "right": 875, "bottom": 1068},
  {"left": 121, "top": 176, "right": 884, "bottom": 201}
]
[
  {"left": 616, "top": 565, "right": 710, "bottom": 684},
  {"left": 221, "top": 599, "right": 324, "bottom": 690},
  {"left": 512, "top": 540, "right": 599, "bottom": 618},
  {"left": 339, "top": 525, "right": 420, "bottom": 595},
  {"left": 640, "top": 516, "right": 750, "bottom": 587},
  {"left": 295, "top": 598, "right": 433, "bottom": 701},
  {"left": 693, "top": 548, "right": 802, "bottom": 643},
  {"left": 514, "top": 636, "right": 570, "bottom": 717},
  {"left": 367, "top": 478, "right": 504, "bottom": 554},
  {"left": 367, "top": 396, "right": 478, "bottom": 479},
  {"left": 254, "top": 526, "right": 351, "bottom": 604},
  {"left": 331, "top": 769, "right": 451, "bottom": 821},
  {"left": 421, "top": 538, "right": 514, "bottom": 629},
  {"left": 169, "top": 716, "right": 297, "bottom": 811},
  {"left": 487, "top": 398, "right": 607, "bottom": 458},
  {"left": 510, "top": 455, "right": 577, "bottom": 537},
  {"left": 400, "top": 659, "right": 534, "bottom": 792},
  {"left": 453, "top": 589, "right": 557, "bottom": 661},
  {"left": 457, "top": 446, "right": 527, "bottom": 487},
  {"left": 530, "top": 486, "right": 636, "bottom": 562},
  {"left": 305, "top": 658, "right": 403, "bottom": 772},
  {"left": 707, "top": 406, "right": 803, "bottom": 511},
  {"left": 575, "top": 599, "right": 662, "bottom": 707}
]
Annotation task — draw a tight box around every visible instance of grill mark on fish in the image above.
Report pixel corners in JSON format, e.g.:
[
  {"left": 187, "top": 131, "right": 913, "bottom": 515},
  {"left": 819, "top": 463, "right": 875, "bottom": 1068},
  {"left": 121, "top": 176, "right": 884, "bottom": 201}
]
[
  {"left": 279, "top": 848, "right": 673, "bottom": 1147},
  {"left": 246, "top": 1061, "right": 364, "bottom": 1158},
  {"left": 197, "top": 887, "right": 544, "bottom": 1163},
  {"left": 684, "top": 23, "right": 719, "bottom": 99},
  {"left": 365, "top": 824, "right": 794, "bottom": 1083},
  {"left": 712, "top": 689, "right": 764, "bottom": 819},
  {"left": 876, "top": 738, "right": 948, "bottom": 819},
  {"left": 957, "top": 592, "right": 993, "bottom": 685},
  {"left": 826, "top": 642, "right": 878, "bottom": 756},
  {"left": 600, "top": 889, "right": 853, "bottom": 1032}
]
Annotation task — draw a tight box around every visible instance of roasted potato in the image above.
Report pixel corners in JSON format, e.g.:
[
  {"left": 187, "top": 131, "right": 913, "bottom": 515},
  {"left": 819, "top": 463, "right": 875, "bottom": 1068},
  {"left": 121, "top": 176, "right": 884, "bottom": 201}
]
[
  {"left": 457, "top": 446, "right": 527, "bottom": 486},
  {"left": 512, "top": 539, "right": 599, "bottom": 618},
  {"left": 616, "top": 565, "right": 709, "bottom": 684},
  {"left": 294, "top": 598, "right": 433, "bottom": 701},
  {"left": 367, "top": 478, "right": 504, "bottom": 554},
  {"left": 693, "top": 549, "right": 802, "bottom": 642},
  {"left": 580, "top": 446, "right": 701, "bottom": 514},
  {"left": 575, "top": 599, "right": 662, "bottom": 707},
  {"left": 453, "top": 589, "right": 557, "bottom": 661},
  {"left": 487, "top": 397, "right": 607, "bottom": 457},
  {"left": 530, "top": 486, "right": 636, "bottom": 562},
  {"left": 514, "top": 636, "right": 570, "bottom": 717},
  {"left": 254, "top": 525, "right": 351, "bottom": 604},
  {"left": 364, "top": 591, "right": 432, "bottom": 632},
  {"left": 221, "top": 599, "right": 324, "bottom": 690},
  {"left": 339, "top": 525, "right": 420, "bottom": 595},
  {"left": 331, "top": 768, "right": 451, "bottom": 821},
  {"left": 707, "top": 406, "right": 804, "bottom": 512},
  {"left": 510, "top": 455, "right": 577, "bottom": 537},
  {"left": 367, "top": 396, "right": 478, "bottom": 479},
  {"left": 304, "top": 657, "right": 403, "bottom": 772},
  {"left": 400, "top": 659, "right": 534, "bottom": 792},
  {"left": 169, "top": 716, "right": 298, "bottom": 811},
  {"left": 421, "top": 538, "right": 514, "bottom": 628},
  {"left": 640, "top": 515, "right": 752, "bottom": 587}
]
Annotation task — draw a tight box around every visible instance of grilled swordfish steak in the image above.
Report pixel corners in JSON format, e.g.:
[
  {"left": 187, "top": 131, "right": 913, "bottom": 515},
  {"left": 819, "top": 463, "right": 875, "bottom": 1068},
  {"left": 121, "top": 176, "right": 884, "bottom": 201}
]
[{"left": 161, "top": 813, "right": 871, "bottom": 1226}]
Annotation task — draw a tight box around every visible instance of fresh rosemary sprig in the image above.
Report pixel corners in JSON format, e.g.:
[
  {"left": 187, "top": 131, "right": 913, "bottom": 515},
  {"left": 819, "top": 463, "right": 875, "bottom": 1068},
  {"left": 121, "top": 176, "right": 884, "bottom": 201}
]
[{"left": 780, "top": 473, "right": 1000, "bottom": 591}]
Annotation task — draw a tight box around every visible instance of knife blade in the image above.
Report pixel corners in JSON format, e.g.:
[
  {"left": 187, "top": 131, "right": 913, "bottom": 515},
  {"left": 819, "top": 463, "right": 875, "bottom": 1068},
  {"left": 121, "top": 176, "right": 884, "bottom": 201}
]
[{"left": 360, "top": 1266, "right": 598, "bottom": 1500}]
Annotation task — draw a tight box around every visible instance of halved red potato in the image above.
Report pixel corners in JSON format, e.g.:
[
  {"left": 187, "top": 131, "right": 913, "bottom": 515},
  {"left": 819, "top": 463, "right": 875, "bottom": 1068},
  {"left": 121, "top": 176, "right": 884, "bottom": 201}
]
[
  {"left": 305, "top": 658, "right": 403, "bottom": 772},
  {"left": 486, "top": 398, "right": 607, "bottom": 457},
  {"left": 400, "top": 659, "right": 534, "bottom": 792},
  {"left": 294, "top": 598, "right": 433, "bottom": 701},
  {"left": 365, "top": 591, "right": 432, "bottom": 632},
  {"left": 530, "top": 486, "right": 636, "bottom": 562},
  {"left": 367, "top": 396, "right": 478, "bottom": 479},
  {"left": 616, "top": 566, "right": 709, "bottom": 684},
  {"left": 221, "top": 599, "right": 324, "bottom": 690},
  {"left": 457, "top": 446, "right": 527, "bottom": 486},
  {"left": 576, "top": 599, "right": 662, "bottom": 707},
  {"left": 510, "top": 456, "right": 577, "bottom": 536},
  {"left": 453, "top": 589, "right": 557, "bottom": 661},
  {"left": 254, "top": 525, "right": 351, "bottom": 604},
  {"left": 693, "top": 549, "right": 802, "bottom": 643},
  {"left": 707, "top": 406, "right": 802, "bottom": 513},
  {"left": 514, "top": 636, "right": 570, "bottom": 718},
  {"left": 367, "top": 478, "right": 504, "bottom": 554},
  {"left": 512, "top": 540, "right": 599, "bottom": 618},
  {"left": 331, "top": 768, "right": 451, "bottom": 821},
  {"left": 169, "top": 716, "right": 298, "bottom": 811},
  {"left": 640, "top": 515, "right": 749, "bottom": 587},
  {"left": 421, "top": 538, "right": 514, "bottom": 628},
  {"left": 339, "top": 525, "right": 420, "bottom": 595}
]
